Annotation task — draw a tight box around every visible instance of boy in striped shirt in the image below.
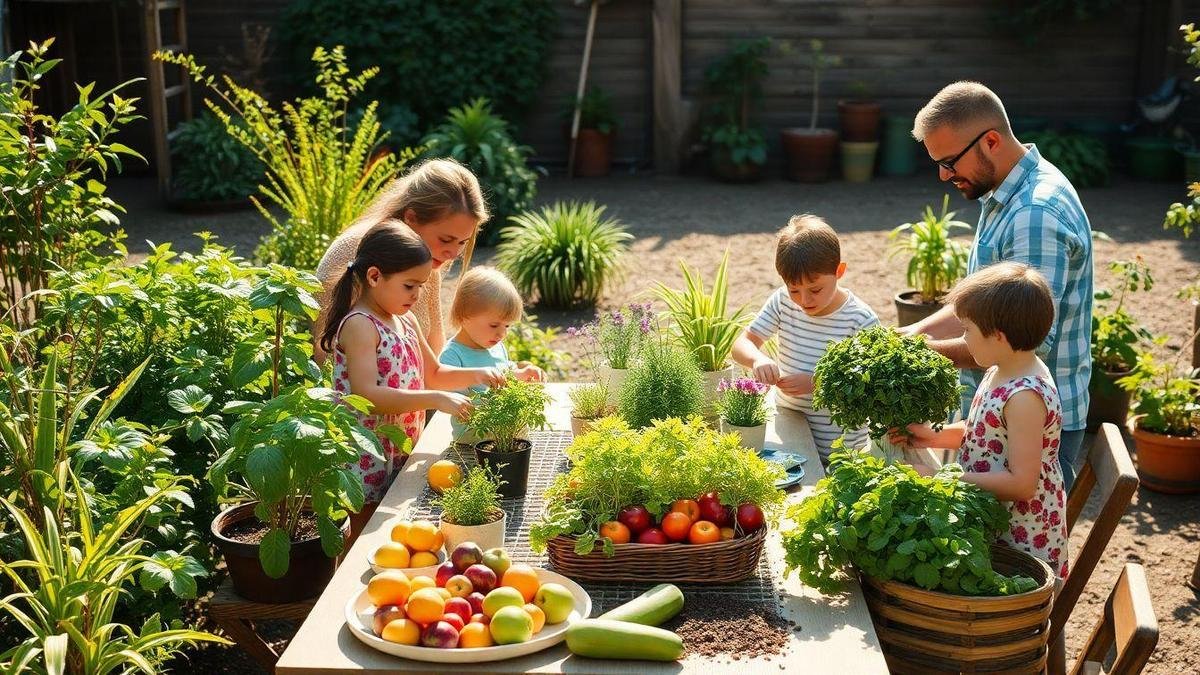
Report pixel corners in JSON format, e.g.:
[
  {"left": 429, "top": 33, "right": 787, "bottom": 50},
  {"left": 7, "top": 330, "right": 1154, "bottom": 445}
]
[{"left": 732, "top": 215, "right": 879, "bottom": 464}]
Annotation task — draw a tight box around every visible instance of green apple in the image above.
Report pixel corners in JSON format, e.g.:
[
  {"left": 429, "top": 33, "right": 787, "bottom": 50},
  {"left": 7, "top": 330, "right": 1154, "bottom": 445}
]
[
  {"left": 481, "top": 586, "right": 525, "bottom": 618},
  {"left": 488, "top": 605, "right": 533, "bottom": 644},
  {"left": 533, "top": 582, "right": 575, "bottom": 624},
  {"left": 481, "top": 547, "right": 512, "bottom": 577}
]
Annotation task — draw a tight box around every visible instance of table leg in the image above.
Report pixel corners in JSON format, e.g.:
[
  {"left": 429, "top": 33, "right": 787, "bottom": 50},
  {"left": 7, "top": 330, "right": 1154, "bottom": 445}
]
[{"left": 212, "top": 615, "right": 282, "bottom": 673}]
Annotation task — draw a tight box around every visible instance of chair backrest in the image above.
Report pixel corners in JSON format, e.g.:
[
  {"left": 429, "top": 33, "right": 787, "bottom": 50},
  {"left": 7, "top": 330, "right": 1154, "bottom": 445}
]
[
  {"left": 1068, "top": 563, "right": 1158, "bottom": 675},
  {"left": 1052, "top": 423, "right": 1139, "bottom": 641}
]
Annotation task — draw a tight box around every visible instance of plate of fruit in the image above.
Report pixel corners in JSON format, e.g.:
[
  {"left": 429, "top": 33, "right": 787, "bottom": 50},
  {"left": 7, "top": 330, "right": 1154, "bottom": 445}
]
[
  {"left": 346, "top": 543, "right": 593, "bottom": 663},
  {"left": 368, "top": 519, "right": 447, "bottom": 573}
]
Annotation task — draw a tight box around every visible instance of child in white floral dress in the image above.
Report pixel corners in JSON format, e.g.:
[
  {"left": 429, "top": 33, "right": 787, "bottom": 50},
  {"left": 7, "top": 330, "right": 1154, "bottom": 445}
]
[
  {"left": 319, "top": 220, "right": 504, "bottom": 537},
  {"left": 892, "top": 262, "right": 1069, "bottom": 579}
]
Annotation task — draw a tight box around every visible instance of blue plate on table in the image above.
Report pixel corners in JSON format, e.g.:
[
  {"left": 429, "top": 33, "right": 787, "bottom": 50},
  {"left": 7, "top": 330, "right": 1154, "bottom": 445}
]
[{"left": 759, "top": 448, "right": 806, "bottom": 488}]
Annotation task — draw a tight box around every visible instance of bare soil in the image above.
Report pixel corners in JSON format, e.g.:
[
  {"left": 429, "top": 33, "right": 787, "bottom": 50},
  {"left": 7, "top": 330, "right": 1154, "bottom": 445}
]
[{"left": 115, "top": 169, "right": 1200, "bottom": 673}]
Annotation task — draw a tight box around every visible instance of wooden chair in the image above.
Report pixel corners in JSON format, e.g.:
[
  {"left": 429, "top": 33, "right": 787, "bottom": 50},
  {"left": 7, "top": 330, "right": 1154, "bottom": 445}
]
[{"left": 1068, "top": 563, "right": 1159, "bottom": 675}]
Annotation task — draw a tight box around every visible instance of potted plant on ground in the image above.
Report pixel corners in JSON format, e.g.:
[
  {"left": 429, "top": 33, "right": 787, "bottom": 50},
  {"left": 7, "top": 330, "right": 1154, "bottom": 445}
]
[
  {"left": 618, "top": 338, "right": 705, "bottom": 430},
  {"left": 887, "top": 194, "right": 973, "bottom": 326},
  {"left": 436, "top": 465, "right": 508, "bottom": 552},
  {"left": 838, "top": 80, "right": 881, "bottom": 183},
  {"left": 467, "top": 374, "right": 550, "bottom": 498},
  {"left": 717, "top": 376, "right": 771, "bottom": 452},
  {"left": 780, "top": 39, "right": 842, "bottom": 182},
  {"left": 169, "top": 111, "right": 264, "bottom": 212},
  {"left": 563, "top": 86, "right": 619, "bottom": 177},
  {"left": 1089, "top": 258, "right": 1155, "bottom": 430},
  {"left": 701, "top": 38, "right": 770, "bottom": 182},
  {"left": 569, "top": 382, "right": 612, "bottom": 437},
  {"left": 569, "top": 303, "right": 654, "bottom": 407},
  {"left": 652, "top": 252, "right": 751, "bottom": 416}
]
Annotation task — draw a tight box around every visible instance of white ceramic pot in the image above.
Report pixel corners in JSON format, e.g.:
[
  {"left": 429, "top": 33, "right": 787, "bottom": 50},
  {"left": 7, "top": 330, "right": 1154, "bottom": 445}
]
[
  {"left": 439, "top": 510, "right": 507, "bottom": 553},
  {"left": 721, "top": 419, "right": 767, "bottom": 452},
  {"left": 702, "top": 365, "right": 736, "bottom": 415},
  {"left": 598, "top": 367, "right": 630, "bottom": 407},
  {"left": 570, "top": 415, "right": 598, "bottom": 438}
]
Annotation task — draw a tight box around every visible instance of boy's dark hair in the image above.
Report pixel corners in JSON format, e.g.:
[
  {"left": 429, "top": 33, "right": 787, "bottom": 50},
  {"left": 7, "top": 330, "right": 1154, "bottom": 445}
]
[
  {"left": 776, "top": 215, "right": 841, "bottom": 284},
  {"left": 947, "top": 261, "right": 1054, "bottom": 351}
]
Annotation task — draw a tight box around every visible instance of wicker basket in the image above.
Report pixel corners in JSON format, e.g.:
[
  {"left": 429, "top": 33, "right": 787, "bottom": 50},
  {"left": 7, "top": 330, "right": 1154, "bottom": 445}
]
[
  {"left": 863, "top": 544, "right": 1055, "bottom": 674},
  {"left": 545, "top": 527, "right": 766, "bottom": 583}
]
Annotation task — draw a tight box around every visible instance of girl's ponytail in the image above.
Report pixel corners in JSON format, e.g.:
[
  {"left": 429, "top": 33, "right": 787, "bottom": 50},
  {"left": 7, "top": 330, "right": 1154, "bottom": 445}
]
[{"left": 319, "top": 219, "right": 432, "bottom": 354}]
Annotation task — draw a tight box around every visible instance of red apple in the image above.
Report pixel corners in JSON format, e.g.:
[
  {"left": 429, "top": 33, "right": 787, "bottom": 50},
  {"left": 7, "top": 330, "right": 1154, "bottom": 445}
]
[
  {"left": 698, "top": 491, "right": 728, "bottom": 525},
  {"left": 420, "top": 620, "right": 460, "bottom": 649},
  {"left": 737, "top": 503, "right": 765, "bottom": 533},
  {"left": 636, "top": 527, "right": 669, "bottom": 544},
  {"left": 444, "top": 597, "right": 473, "bottom": 624},
  {"left": 435, "top": 561, "right": 458, "bottom": 587},
  {"left": 451, "top": 542, "right": 484, "bottom": 572},
  {"left": 470, "top": 612, "right": 490, "bottom": 625},
  {"left": 617, "top": 505, "right": 653, "bottom": 535},
  {"left": 464, "top": 563, "right": 498, "bottom": 594},
  {"left": 372, "top": 604, "right": 406, "bottom": 636},
  {"left": 439, "top": 612, "right": 465, "bottom": 633},
  {"left": 445, "top": 574, "right": 473, "bottom": 598},
  {"left": 466, "top": 592, "right": 486, "bottom": 615}
]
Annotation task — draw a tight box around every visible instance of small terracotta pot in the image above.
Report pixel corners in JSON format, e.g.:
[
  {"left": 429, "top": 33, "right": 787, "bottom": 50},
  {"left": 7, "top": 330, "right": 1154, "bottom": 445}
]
[
  {"left": 709, "top": 145, "right": 764, "bottom": 183},
  {"left": 893, "top": 290, "right": 943, "bottom": 327},
  {"left": 780, "top": 127, "right": 838, "bottom": 182},
  {"left": 439, "top": 509, "right": 508, "bottom": 553},
  {"left": 1129, "top": 419, "right": 1200, "bottom": 494},
  {"left": 571, "top": 128, "right": 613, "bottom": 177},
  {"left": 570, "top": 415, "right": 599, "bottom": 437},
  {"left": 838, "top": 100, "right": 882, "bottom": 142}
]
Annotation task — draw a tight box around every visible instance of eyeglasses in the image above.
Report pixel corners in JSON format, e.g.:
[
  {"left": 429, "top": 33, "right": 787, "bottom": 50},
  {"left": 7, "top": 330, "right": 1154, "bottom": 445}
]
[{"left": 935, "top": 128, "right": 992, "bottom": 173}]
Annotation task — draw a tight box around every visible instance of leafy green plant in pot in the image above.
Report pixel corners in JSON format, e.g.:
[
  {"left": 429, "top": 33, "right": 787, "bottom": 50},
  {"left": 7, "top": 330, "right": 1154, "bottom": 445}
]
[
  {"left": 887, "top": 194, "right": 972, "bottom": 326},
  {"left": 1088, "top": 258, "right": 1155, "bottom": 430},
  {"left": 652, "top": 251, "right": 751, "bottom": 415},
  {"left": 467, "top": 375, "right": 550, "bottom": 498},
  {"left": 618, "top": 337, "right": 705, "bottom": 430},
  {"left": 813, "top": 326, "right": 962, "bottom": 460},
  {"left": 701, "top": 38, "right": 770, "bottom": 182},
  {"left": 435, "top": 465, "right": 507, "bottom": 552},
  {"left": 780, "top": 39, "right": 842, "bottom": 182},
  {"left": 569, "top": 382, "right": 612, "bottom": 437},
  {"left": 562, "top": 86, "right": 620, "bottom": 177},
  {"left": 169, "top": 111, "right": 264, "bottom": 209},
  {"left": 1023, "top": 129, "right": 1109, "bottom": 188},
  {"left": 207, "top": 266, "right": 393, "bottom": 602}
]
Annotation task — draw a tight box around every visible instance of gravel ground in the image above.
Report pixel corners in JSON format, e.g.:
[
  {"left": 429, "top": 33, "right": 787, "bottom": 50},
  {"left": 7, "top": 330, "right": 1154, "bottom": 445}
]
[{"left": 115, "top": 169, "right": 1200, "bottom": 673}]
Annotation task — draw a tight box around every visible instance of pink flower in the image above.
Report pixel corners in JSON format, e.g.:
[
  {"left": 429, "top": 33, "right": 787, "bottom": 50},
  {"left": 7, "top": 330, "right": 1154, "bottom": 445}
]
[
  {"left": 387, "top": 372, "right": 400, "bottom": 388},
  {"left": 1049, "top": 548, "right": 1061, "bottom": 562},
  {"left": 1033, "top": 533, "right": 1049, "bottom": 549},
  {"left": 1012, "top": 526, "right": 1028, "bottom": 543},
  {"left": 1030, "top": 499, "right": 1043, "bottom": 514},
  {"left": 391, "top": 342, "right": 404, "bottom": 358},
  {"left": 1048, "top": 511, "right": 1061, "bottom": 526},
  {"left": 359, "top": 455, "right": 373, "bottom": 470},
  {"left": 974, "top": 422, "right": 986, "bottom": 438},
  {"left": 377, "top": 358, "right": 392, "bottom": 374},
  {"left": 334, "top": 380, "right": 347, "bottom": 393},
  {"left": 1060, "top": 563, "right": 1069, "bottom": 578},
  {"left": 335, "top": 352, "right": 344, "bottom": 365},
  {"left": 364, "top": 470, "right": 386, "bottom": 486},
  {"left": 973, "top": 460, "right": 992, "bottom": 472},
  {"left": 987, "top": 440, "right": 1004, "bottom": 454},
  {"left": 1015, "top": 501, "right": 1029, "bottom": 515},
  {"left": 985, "top": 411, "right": 1002, "bottom": 428}
]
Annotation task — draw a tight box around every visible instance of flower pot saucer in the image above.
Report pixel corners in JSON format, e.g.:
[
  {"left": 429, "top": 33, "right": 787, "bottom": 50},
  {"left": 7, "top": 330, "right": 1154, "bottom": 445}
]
[{"left": 758, "top": 448, "right": 806, "bottom": 488}]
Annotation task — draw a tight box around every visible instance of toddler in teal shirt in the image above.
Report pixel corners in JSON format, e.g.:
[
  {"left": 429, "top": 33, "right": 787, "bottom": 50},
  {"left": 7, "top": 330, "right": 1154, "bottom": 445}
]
[{"left": 439, "top": 267, "right": 544, "bottom": 443}]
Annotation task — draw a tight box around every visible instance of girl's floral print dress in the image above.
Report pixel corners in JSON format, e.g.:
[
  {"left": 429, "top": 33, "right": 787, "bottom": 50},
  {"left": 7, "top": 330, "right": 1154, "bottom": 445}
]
[
  {"left": 333, "top": 311, "right": 425, "bottom": 503},
  {"left": 959, "top": 368, "right": 1069, "bottom": 579}
]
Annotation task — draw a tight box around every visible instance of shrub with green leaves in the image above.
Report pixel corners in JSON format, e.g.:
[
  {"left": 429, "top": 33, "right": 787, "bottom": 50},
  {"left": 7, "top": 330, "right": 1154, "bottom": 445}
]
[
  {"left": 782, "top": 448, "right": 1039, "bottom": 596},
  {"left": 561, "top": 86, "right": 619, "bottom": 134},
  {"left": 158, "top": 46, "right": 415, "bottom": 269},
  {"left": 1024, "top": 130, "right": 1109, "bottom": 188},
  {"left": 497, "top": 201, "right": 631, "bottom": 308},
  {"left": 652, "top": 251, "right": 750, "bottom": 371},
  {"left": 1092, "top": 259, "right": 1154, "bottom": 374},
  {"left": 435, "top": 466, "right": 503, "bottom": 526},
  {"left": 467, "top": 375, "right": 550, "bottom": 453},
  {"left": 813, "top": 326, "right": 962, "bottom": 441},
  {"left": 618, "top": 340, "right": 705, "bottom": 429},
  {"left": 1164, "top": 24, "right": 1200, "bottom": 239},
  {"left": 170, "top": 111, "right": 264, "bottom": 202},
  {"left": 507, "top": 314, "right": 568, "bottom": 379},
  {"left": 887, "top": 195, "right": 973, "bottom": 303},
  {"left": 421, "top": 98, "right": 540, "bottom": 246}
]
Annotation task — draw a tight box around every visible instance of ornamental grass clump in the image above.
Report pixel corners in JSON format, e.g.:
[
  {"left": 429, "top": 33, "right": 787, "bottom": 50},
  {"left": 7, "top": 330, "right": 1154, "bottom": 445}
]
[
  {"left": 569, "top": 382, "right": 611, "bottom": 420},
  {"left": 435, "top": 466, "right": 503, "bottom": 526},
  {"left": 782, "top": 448, "right": 1038, "bottom": 596},
  {"left": 716, "top": 377, "right": 770, "bottom": 427},
  {"left": 618, "top": 340, "right": 704, "bottom": 429},
  {"left": 813, "top": 326, "right": 961, "bottom": 451}
]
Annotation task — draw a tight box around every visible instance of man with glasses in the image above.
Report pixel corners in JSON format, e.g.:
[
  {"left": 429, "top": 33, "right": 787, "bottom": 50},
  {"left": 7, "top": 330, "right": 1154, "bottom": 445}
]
[{"left": 901, "top": 81, "right": 1094, "bottom": 490}]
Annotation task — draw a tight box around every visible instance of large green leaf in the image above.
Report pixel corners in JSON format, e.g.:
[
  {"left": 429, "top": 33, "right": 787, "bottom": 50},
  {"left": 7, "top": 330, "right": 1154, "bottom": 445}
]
[{"left": 258, "top": 528, "right": 291, "bottom": 579}]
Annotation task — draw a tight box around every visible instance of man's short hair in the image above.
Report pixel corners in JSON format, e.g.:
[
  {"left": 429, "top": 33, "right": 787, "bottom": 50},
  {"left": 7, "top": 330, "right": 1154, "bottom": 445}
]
[
  {"left": 776, "top": 215, "right": 841, "bottom": 284},
  {"left": 912, "top": 81, "right": 1012, "bottom": 142},
  {"left": 948, "top": 261, "right": 1054, "bottom": 351}
]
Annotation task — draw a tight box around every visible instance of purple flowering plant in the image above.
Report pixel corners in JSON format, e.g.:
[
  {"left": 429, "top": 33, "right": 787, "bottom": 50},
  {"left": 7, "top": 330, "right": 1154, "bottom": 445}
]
[
  {"left": 716, "top": 376, "right": 771, "bottom": 427},
  {"left": 567, "top": 302, "right": 654, "bottom": 371}
]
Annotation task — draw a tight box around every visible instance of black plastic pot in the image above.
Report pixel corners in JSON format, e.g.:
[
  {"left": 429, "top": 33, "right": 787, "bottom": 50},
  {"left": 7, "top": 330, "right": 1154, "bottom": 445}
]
[
  {"left": 1087, "top": 368, "right": 1133, "bottom": 431},
  {"left": 473, "top": 439, "right": 533, "bottom": 499},
  {"left": 894, "top": 290, "right": 943, "bottom": 327}
]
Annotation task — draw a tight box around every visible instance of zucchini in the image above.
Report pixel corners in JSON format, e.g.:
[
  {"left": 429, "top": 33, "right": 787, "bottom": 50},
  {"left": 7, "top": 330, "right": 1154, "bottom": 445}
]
[
  {"left": 597, "top": 583, "right": 684, "bottom": 626},
  {"left": 566, "top": 619, "right": 684, "bottom": 661}
]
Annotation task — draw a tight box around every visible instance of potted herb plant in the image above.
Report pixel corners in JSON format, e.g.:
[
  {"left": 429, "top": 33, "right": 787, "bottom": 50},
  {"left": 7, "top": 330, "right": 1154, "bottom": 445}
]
[
  {"left": 467, "top": 375, "right": 550, "bottom": 498},
  {"left": 652, "top": 252, "right": 751, "bottom": 415},
  {"left": 569, "top": 303, "right": 654, "bottom": 407},
  {"left": 569, "top": 382, "right": 612, "bottom": 437},
  {"left": 1089, "top": 258, "right": 1155, "bottom": 430},
  {"left": 717, "top": 377, "right": 771, "bottom": 452},
  {"left": 436, "top": 465, "right": 508, "bottom": 551},
  {"left": 618, "top": 338, "right": 705, "bottom": 430},
  {"left": 813, "top": 326, "right": 963, "bottom": 460},
  {"left": 887, "top": 194, "right": 973, "bottom": 326},
  {"left": 701, "top": 38, "right": 770, "bottom": 182},
  {"left": 780, "top": 39, "right": 842, "bottom": 182},
  {"left": 563, "top": 86, "right": 619, "bottom": 177}
]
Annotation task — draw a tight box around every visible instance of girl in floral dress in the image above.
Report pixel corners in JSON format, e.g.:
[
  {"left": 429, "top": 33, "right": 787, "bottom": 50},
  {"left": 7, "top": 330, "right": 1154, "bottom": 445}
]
[
  {"left": 892, "top": 262, "right": 1069, "bottom": 579},
  {"left": 319, "top": 220, "right": 505, "bottom": 537}
]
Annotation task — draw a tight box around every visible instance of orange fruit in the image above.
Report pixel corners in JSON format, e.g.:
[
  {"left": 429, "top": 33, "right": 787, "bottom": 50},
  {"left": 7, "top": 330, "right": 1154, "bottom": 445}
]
[
  {"left": 366, "top": 570, "right": 411, "bottom": 606},
  {"left": 381, "top": 618, "right": 422, "bottom": 645},
  {"left": 374, "top": 542, "right": 411, "bottom": 569},
  {"left": 427, "top": 460, "right": 463, "bottom": 493},
  {"left": 458, "top": 622, "right": 494, "bottom": 648},
  {"left": 405, "top": 521, "right": 440, "bottom": 552},
  {"left": 501, "top": 564, "right": 541, "bottom": 603},
  {"left": 429, "top": 529, "right": 445, "bottom": 552},
  {"left": 598, "top": 521, "right": 630, "bottom": 544},
  {"left": 390, "top": 521, "right": 412, "bottom": 544},
  {"left": 404, "top": 588, "right": 446, "bottom": 625},
  {"left": 410, "top": 551, "right": 439, "bottom": 568},
  {"left": 409, "top": 575, "right": 436, "bottom": 592},
  {"left": 523, "top": 603, "right": 546, "bottom": 634}
]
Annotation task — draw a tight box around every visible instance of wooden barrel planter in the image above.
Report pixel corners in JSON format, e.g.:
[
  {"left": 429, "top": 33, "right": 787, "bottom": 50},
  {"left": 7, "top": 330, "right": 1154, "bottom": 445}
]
[{"left": 862, "top": 545, "right": 1055, "bottom": 674}]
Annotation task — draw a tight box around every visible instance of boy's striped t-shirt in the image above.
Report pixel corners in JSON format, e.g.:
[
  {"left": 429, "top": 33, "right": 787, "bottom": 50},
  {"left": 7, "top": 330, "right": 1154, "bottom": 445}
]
[{"left": 747, "top": 287, "right": 879, "bottom": 460}]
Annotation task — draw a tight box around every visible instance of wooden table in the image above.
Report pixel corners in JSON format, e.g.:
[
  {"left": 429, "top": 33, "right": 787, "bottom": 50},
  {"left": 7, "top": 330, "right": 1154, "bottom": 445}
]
[{"left": 277, "top": 385, "right": 888, "bottom": 674}]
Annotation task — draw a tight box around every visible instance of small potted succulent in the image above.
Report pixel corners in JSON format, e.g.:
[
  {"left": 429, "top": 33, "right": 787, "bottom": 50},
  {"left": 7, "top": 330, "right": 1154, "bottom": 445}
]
[
  {"left": 569, "top": 381, "right": 612, "bottom": 437},
  {"left": 467, "top": 375, "right": 550, "bottom": 498},
  {"left": 717, "top": 376, "right": 771, "bottom": 452},
  {"left": 888, "top": 195, "right": 973, "bottom": 326},
  {"left": 1089, "top": 258, "right": 1155, "bottom": 430},
  {"left": 618, "top": 338, "right": 705, "bottom": 430},
  {"left": 569, "top": 303, "right": 654, "bottom": 407},
  {"left": 562, "top": 86, "right": 619, "bottom": 177},
  {"left": 780, "top": 39, "right": 842, "bottom": 182},
  {"left": 436, "top": 465, "right": 508, "bottom": 552}
]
